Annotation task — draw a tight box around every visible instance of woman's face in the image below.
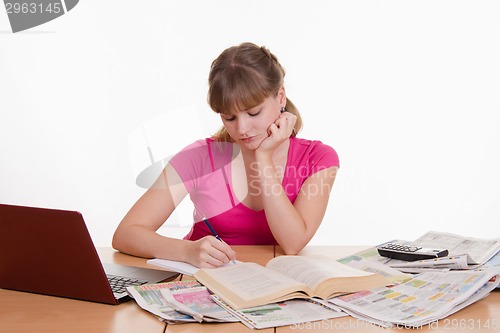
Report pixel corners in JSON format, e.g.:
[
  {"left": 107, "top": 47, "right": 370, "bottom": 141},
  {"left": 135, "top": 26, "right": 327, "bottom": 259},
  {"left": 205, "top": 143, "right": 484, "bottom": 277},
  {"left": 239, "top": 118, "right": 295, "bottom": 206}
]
[{"left": 221, "top": 88, "right": 285, "bottom": 150}]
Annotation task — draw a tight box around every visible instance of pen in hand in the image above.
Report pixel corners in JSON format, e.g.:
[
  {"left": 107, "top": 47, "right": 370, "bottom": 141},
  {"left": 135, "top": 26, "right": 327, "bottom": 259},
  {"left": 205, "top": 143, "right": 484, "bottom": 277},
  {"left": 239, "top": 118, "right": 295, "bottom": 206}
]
[
  {"left": 202, "top": 217, "right": 236, "bottom": 264},
  {"left": 203, "top": 217, "right": 222, "bottom": 241}
]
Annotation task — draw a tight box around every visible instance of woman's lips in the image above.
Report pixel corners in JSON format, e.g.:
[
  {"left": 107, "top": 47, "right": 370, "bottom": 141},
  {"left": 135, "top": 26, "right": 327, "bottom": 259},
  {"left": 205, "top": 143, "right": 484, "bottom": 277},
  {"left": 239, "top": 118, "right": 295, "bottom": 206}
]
[{"left": 241, "top": 136, "right": 256, "bottom": 143}]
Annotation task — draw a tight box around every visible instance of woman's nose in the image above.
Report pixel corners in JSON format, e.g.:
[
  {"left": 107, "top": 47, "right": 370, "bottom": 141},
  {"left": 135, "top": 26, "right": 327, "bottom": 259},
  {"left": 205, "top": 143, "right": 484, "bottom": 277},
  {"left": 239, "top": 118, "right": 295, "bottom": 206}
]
[{"left": 237, "top": 117, "right": 250, "bottom": 135}]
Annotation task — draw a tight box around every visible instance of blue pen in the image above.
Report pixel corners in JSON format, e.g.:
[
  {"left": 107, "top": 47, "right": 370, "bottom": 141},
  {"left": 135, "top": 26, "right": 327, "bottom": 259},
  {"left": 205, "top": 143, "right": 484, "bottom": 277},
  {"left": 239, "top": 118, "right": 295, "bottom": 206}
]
[
  {"left": 202, "top": 217, "right": 236, "bottom": 264},
  {"left": 203, "top": 217, "right": 222, "bottom": 241}
]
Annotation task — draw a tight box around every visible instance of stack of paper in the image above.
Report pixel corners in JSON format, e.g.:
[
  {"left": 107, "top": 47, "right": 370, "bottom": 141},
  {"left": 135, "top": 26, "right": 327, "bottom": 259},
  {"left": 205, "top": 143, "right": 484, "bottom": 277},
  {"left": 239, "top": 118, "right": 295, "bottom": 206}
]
[
  {"left": 339, "top": 231, "right": 500, "bottom": 274},
  {"left": 413, "top": 231, "right": 500, "bottom": 266},
  {"left": 212, "top": 296, "right": 347, "bottom": 329},
  {"left": 127, "top": 279, "right": 347, "bottom": 328},
  {"left": 126, "top": 280, "right": 239, "bottom": 324},
  {"left": 147, "top": 258, "right": 200, "bottom": 276},
  {"left": 330, "top": 264, "right": 499, "bottom": 328}
]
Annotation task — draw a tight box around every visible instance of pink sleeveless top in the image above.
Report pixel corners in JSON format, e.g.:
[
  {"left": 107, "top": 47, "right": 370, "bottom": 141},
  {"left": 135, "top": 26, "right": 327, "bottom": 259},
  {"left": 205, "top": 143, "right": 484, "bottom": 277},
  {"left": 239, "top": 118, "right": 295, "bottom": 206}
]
[{"left": 169, "top": 137, "right": 339, "bottom": 245}]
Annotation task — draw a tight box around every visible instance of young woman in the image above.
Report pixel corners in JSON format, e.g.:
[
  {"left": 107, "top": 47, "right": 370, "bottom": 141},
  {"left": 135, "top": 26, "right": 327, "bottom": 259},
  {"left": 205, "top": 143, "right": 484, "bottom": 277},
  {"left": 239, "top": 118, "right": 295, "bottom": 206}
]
[{"left": 112, "top": 42, "right": 339, "bottom": 268}]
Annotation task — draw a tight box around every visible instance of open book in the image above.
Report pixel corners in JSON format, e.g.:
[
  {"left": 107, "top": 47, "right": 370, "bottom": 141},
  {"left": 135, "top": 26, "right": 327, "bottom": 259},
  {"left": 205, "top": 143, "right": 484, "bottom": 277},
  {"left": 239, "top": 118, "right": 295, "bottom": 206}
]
[{"left": 193, "top": 255, "right": 391, "bottom": 310}]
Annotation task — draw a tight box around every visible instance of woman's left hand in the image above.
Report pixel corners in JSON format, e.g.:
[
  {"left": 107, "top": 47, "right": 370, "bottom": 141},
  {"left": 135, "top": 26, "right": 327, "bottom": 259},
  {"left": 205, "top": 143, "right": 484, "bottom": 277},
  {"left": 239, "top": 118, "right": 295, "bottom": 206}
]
[{"left": 256, "top": 111, "right": 297, "bottom": 155}]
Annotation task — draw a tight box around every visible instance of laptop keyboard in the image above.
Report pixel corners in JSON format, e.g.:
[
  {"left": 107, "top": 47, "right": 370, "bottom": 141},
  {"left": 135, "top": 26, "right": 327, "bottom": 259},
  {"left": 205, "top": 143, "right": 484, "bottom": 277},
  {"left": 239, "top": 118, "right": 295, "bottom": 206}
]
[{"left": 107, "top": 274, "right": 149, "bottom": 295}]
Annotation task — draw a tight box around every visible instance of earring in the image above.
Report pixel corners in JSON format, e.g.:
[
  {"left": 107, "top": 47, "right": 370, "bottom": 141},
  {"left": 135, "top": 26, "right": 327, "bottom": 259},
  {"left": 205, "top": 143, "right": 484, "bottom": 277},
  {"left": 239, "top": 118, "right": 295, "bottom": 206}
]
[{"left": 280, "top": 107, "right": 286, "bottom": 113}]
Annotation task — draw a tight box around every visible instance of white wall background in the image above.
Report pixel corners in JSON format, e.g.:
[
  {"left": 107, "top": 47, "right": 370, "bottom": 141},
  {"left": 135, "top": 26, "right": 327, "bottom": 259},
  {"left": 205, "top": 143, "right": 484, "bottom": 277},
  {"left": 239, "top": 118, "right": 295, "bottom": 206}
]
[{"left": 1, "top": 0, "right": 499, "bottom": 247}]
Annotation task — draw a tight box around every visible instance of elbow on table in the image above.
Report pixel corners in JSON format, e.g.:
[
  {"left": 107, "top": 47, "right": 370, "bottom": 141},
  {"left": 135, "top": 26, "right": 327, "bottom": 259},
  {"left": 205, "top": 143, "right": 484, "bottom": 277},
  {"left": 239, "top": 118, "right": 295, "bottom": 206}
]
[
  {"left": 279, "top": 242, "right": 306, "bottom": 255},
  {"left": 111, "top": 237, "right": 121, "bottom": 252},
  {"left": 111, "top": 229, "right": 126, "bottom": 252},
  {"left": 111, "top": 233, "right": 139, "bottom": 258}
]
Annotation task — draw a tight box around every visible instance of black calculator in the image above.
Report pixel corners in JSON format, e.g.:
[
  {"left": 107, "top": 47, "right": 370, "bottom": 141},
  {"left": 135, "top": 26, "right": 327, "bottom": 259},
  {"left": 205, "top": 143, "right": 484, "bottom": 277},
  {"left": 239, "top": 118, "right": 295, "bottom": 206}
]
[{"left": 377, "top": 242, "right": 449, "bottom": 261}]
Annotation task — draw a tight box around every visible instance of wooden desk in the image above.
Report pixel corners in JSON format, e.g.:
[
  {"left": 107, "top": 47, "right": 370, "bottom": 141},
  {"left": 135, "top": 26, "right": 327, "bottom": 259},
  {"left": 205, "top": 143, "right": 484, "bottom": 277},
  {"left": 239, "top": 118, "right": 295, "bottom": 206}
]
[
  {"left": 1, "top": 246, "right": 498, "bottom": 333},
  {"left": 0, "top": 246, "right": 274, "bottom": 333}
]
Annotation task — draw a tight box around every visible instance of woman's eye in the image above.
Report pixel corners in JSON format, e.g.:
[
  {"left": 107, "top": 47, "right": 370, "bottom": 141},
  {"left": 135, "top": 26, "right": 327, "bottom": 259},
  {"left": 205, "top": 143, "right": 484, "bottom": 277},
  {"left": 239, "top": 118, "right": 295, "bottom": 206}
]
[
  {"left": 223, "top": 115, "right": 236, "bottom": 121},
  {"left": 248, "top": 110, "right": 261, "bottom": 117}
]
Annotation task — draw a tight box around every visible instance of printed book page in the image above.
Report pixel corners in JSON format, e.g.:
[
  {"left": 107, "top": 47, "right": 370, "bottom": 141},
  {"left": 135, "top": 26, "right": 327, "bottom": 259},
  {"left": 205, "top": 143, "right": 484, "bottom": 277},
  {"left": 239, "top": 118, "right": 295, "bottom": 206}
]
[
  {"left": 266, "top": 255, "right": 373, "bottom": 291},
  {"left": 193, "top": 262, "right": 312, "bottom": 309},
  {"left": 193, "top": 256, "right": 391, "bottom": 309}
]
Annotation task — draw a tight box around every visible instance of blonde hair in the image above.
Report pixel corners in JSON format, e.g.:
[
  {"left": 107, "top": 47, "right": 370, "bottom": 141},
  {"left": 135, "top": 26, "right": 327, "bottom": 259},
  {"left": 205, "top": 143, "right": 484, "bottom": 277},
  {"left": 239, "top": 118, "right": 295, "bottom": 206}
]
[{"left": 208, "top": 42, "right": 302, "bottom": 142}]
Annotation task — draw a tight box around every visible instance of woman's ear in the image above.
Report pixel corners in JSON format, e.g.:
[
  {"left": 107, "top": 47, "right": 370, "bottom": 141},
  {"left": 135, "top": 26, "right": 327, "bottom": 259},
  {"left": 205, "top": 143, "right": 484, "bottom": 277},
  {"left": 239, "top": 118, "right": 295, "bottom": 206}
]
[{"left": 277, "top": 86, "right": 286, "bottom": 106}]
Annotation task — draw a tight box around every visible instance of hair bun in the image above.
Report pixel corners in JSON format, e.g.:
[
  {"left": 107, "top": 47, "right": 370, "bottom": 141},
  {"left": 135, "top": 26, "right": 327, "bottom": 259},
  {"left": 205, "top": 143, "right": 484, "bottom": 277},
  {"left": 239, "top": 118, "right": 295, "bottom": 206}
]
[
  {"left": 260, "top": 45, "right": 285, "bottom": 76},
  {"left": 260, "top": 46, "right": 277, "bottom": 62}
]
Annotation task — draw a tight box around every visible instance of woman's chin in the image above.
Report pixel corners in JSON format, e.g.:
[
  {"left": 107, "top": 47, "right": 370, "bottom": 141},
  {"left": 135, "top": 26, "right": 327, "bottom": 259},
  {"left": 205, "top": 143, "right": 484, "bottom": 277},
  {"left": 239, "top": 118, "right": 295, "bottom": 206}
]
[{"left": 239, "top": 138, "right": 263, "bottom": 150}]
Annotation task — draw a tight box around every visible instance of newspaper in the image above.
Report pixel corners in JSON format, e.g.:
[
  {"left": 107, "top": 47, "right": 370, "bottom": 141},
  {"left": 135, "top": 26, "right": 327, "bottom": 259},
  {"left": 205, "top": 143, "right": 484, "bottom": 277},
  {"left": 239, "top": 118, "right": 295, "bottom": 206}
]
[
  {"left": 339, "top": 231, "right": 500, "bottom": 272},
  {"left": 338, "top": 256, "right": 411, "bottom": 284},
  {"left": 414, "top": 231, "right": 500, "bottom": 265},
  {"left": 329, "top": 269, "right": 500, "bottom": 328},
  {"left": 479, "top": 251, "right": 500, "bottom": 288},
  {"left": 212, "top": 296, "right": 347, "bottom": 329},
  {"left": 126, "top": 280, "right": 238, "bottom": 324},
  {"left": 483, "top": 250, "right": 500, "bottom": 270},
  {"left": 388, "top": 254, "right": 470, "bottom": 273},
  {"left": 338, "top": 244, "right": 421, "bottom": 274}
]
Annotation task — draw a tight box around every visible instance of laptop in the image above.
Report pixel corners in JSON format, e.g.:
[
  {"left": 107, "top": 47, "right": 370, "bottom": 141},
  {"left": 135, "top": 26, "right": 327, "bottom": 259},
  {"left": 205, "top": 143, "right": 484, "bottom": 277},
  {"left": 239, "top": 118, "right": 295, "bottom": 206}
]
[{"left": 0, "top": 203, "right": 179, "bottom": 305}]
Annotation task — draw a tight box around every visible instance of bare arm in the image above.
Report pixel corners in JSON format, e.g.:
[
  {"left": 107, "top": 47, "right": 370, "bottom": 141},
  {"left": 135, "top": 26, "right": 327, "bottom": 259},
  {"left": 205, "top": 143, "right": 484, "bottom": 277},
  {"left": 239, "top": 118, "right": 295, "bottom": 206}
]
[
  {"left": 112, "top": 164, "right": 236, "bottom": 267},
  {"left": 256, "top": 153, "right": 338, "bottom": 254},
  {"left": 255, "top": 111, "right": 338, "bottom": 254}
]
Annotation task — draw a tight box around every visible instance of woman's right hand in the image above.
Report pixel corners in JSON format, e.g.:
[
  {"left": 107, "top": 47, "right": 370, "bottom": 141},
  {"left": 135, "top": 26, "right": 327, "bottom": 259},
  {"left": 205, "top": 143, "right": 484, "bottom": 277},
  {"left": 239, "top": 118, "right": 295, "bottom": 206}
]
[
  {"left": 185, "top": 236, "right": 237, "bottom": 268},
  {"left": 256, "top": 111, "right": 297, "bottom": 157}
]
